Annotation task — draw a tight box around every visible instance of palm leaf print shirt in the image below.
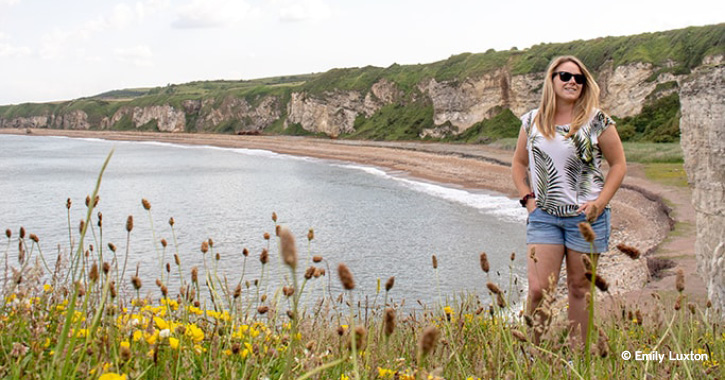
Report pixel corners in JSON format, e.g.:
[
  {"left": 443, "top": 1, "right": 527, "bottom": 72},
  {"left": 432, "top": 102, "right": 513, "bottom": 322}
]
[{"left": 521, "top": 108, "right": 614, "bottom": 217}]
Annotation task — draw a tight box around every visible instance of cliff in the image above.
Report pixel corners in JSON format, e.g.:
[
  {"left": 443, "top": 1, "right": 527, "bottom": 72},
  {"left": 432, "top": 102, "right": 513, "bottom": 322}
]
[
  {"left": 1, "top": 24, "right": 723, "bottom": 142},
  {"left": 680, "top": 63, "right": 725, "bottom": 312}
]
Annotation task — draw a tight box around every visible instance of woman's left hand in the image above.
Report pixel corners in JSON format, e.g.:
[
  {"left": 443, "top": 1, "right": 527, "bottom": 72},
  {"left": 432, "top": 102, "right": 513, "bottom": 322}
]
[{"left": 577, "top": 201, "right": 604, "bottom": 222}]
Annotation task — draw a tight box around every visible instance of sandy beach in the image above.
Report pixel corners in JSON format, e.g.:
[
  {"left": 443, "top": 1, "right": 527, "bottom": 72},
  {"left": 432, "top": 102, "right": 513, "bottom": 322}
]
[{"left": 1, "top": 128, "right": 704, "bottom": 304}]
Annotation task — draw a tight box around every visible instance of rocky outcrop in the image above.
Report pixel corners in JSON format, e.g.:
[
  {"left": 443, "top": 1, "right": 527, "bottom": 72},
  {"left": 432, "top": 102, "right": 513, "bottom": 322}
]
[
  {"left": 286, "top": 79, "right": 400, "bottom": 136},
  {"left": 102, "top": 105, "right": 185, "bottom": 132},
  {"left": 194, "top": 96, "right": 280, "bottom": 132},
  {"left": 0, "top": 115, "right": 49, "bottom": 129},
  {"left": 680, "top": 64, "right": 725, "bottom": 313}
]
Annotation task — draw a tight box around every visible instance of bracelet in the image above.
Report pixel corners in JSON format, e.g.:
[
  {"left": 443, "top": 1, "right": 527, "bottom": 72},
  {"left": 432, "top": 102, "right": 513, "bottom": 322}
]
[{"left": 519, "top": 192, "right": 535, "bottom": 207}]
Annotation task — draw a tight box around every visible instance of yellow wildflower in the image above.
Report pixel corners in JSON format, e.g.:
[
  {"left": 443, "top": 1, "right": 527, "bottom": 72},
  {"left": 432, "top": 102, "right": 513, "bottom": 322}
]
[
  {"left": 241, "top": 349, "right": 250, "bottom": 358},
  {"left": 120, "top": 341, "right": 130, "bottom": 349},
  {"left": 341, "top": 375, "right": 350, "bottom": 380},
  {"left": 74, "top": 329, "right": 87, "bottom": 338},
  {"left": 223, "top": 349, "right": 232, "bottom": 356},
  {"left": 144, "top": 330, "right": 159, "bottom": 345},
  {"left": 193, "top": 344, "right": 205, "bottom": 354},
  {"left": 169, "top": 337, "right": 180, "bottom": 349},
  {"left": 443, "top": 306, "right": 453, "bottom": 315},
  {"left": 154, "top": 316, "right": 169, "bottom": 330},
  {"left": 99, "top": 373, "right": 127, "bottom": 380},
  {"left": 43, "top": 338, "right": 51, "bottom": 348},
  {"left": 378, "top": 367, "right": 395, "bottom": 378},
  {"left": 132, "top": 330, "right": 143, "bottom": 342},
  {"left": 43, "top": 284, "right": 53, "bottom": 293},
  {"left": 147, "top": 349, "right": 154, "bottom": 359},
  {"left": 186, "top": 324, "right": 204, "bottom": 343}
]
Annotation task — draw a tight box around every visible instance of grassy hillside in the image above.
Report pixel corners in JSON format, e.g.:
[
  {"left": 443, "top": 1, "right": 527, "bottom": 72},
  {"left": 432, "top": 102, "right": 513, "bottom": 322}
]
[{"left": 1, "top": 23, "right": 723, "bottom": 143}]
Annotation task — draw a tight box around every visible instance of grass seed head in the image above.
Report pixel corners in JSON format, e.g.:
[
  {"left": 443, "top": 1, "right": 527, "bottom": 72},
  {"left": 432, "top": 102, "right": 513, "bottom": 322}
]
[
  {"left": 174, "top": 254, "right": 180, "bottom": 266},
  {"left": 126, "top": 215, "right": 133, "bottom": 232},
  {"left": 385, "top": 276, "right": 395, "bottom": 292},
  {"left": 675, "top": 268, "right": 685, "bottom": 292},
  {"left": 89, "top": 263, "right": 99, "bottom": 282},
  {"left": 384, "top": 308, "right": 396, "bottom": 336},
  {"left": 66, "top": 198, "right": 72, "bottom": 210},
  {"left": 264, "top": 232, "right": 270, "bottom": 240},
  {"left": 581, "top": 255, "right": 592, "bottom": 271},
  {"left": 616, "top": 243, "right": 641, "bottom": 259},
  {"left": 304, "top": 266, "right": 315, "bottom": 279},
  {"left": 191, "top": 267, "right": 198, "bottom": 284},
  {"left": 585, "top": 271, "right": 609, "bottom": 292},
  {"left": 312, "top": 255, "right": 323, "bottom": 263},
  {"left": 586, "top": 204, "right": 599, "bottom": 223},
  {"left": 169, "top": 217, "right": 174, "bottom": 226},
  {"left": 307, "top": 228, "right": 314, "bottom": 241},
  {"left": 102, "top": 262, "right": 110, "bottom": 274},
  {"left": 511, "top": 329, "right": 528, "bottom": 343},
  {"left": 120, "top": 345, "right": 131, "bottom": 361},
  {"left": 432, "top": 255, "right": 438, "bottom": 269},
  {"left": 479, "top": 252, "right": 490, "bottom": 273},
  {"left": 5, "top": 229, "right": 10, "bottom": 239},
  {"left": 79, "top": 220, "right": 85, "bottom": 234},
  {"left": 272, "top": 212, "right": 277, "bottom": 222},
  {"left": 496, "top": 293, "right": 507, "bottom": 308},
  {"left": 166, "top": 263, "right": 171, "bottom": 272},
  {"left": 155, "top": 279, "right": 163, "bottom": 288},
  {"left": 200, "top": 241, "right": 209, "bottom": 254},
  {"left": 142, "top": 198, "right": 151, "bottom": 210},
  {"left": 215, "top": 253, "right": 220, "bottom": 261},
  {"left": 161, "top": 239, "right": 167, "bottom": 248},
  {"left": 110, "top": 281, "right": 117, "bottom": 298},
  {"left": 131, "top": 275, "right": 142, "bottom": 290},
  {"left": 578, "top": 222, "right": 596, "bottom": 243},
  {"left": 29, "top": 233, "right": 39, "bottom": 243},
  {"left": 160, "top": 285, "right": 168, "bottom": 297},
  {"left": 419, "top": 326, "right": 440, "bottom": 357},
  {"left": 510, "top": 252, "right": 516, "bottom": 261},
  {"left": 242, "top": 248, "right": 249, "bottom": 257},
  {"left": 260, "top": 249, "right": 269, "bottom": 265},
  {"left": 233, "top": 284, "right": 242, "bottom": 299},
  {"left": 278, "top": 226, "right": 298, "bottom": 269},
  {"left": 108, "top": 243, "right": 116, "bottom": 252},
  {"left": 257, "top": 305, "right": 269, "bottom": 314},
  {"left": 282, "top": 286, "right": 295, "bottom": 297},
  {"left": 351, "top": 326, "right": 366, "bottom": 351},
  {"left": 85, "top": 195, "right": 90, "bottom": 207},
  {"left": 337, "top": 263, "right": 355, "bottom": 290},
  {"left": 486, "top": 282, "right": 502, "bottom": 295}
]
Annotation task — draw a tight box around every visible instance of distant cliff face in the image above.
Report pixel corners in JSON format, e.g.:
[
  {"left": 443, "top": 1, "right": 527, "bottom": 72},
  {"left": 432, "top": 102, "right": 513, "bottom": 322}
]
[
  {"left": 680, "top": 63, "right": 725, "bottom": 312},
  {"left": 0, "top": 57, "right": 720, "bottom": 136}
]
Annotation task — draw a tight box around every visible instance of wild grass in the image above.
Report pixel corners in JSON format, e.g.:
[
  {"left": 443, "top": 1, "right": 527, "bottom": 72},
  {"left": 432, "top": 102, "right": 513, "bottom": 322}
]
[
  {"left": 0, "top": 153, "right": 722, "bottom": 379},
  {"left": 622, "top": 142, "right": 683, "bottom": 163}
]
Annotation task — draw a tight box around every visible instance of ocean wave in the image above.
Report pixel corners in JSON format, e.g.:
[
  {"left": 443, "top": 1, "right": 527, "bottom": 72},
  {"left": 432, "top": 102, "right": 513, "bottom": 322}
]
[{"left": 336, "top": 163, "right": 527, "bottom": 222}]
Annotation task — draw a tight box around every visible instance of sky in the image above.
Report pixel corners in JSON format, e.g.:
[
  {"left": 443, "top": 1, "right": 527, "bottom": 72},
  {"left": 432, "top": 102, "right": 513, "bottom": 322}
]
[{"left": 0, "top": 0, "right": 723, "bottom": 106}]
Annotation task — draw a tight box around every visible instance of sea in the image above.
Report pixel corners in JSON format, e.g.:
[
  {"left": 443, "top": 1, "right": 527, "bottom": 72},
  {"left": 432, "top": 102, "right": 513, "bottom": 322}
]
[{"left": 0, "top": 134, "right": 528, "bottom": 310}]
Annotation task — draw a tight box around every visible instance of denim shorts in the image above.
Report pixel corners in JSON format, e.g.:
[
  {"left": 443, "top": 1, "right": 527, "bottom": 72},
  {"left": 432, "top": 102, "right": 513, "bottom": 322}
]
[{"left": 526, "top": 208, "right": 611, "bottom": 253}]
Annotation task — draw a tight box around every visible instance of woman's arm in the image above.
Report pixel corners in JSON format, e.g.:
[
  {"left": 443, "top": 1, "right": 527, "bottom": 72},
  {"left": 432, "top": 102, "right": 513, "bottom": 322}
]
[
  {"left": 577, "top": 124, "right": 627, "bottom": 216},
  {"left": 512, "top": 126, "right": 535, "bottom": 213}
]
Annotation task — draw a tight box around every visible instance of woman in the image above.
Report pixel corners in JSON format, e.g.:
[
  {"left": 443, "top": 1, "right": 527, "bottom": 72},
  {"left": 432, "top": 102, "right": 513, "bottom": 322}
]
[{"left": 511, "top": 56, "right": 626, "bottom": 345}]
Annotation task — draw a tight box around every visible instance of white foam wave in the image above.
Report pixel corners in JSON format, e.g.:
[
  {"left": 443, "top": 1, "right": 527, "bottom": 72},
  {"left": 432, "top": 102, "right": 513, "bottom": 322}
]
[{"left": 336, "top": 163, "right": 527, "bottom": 222}]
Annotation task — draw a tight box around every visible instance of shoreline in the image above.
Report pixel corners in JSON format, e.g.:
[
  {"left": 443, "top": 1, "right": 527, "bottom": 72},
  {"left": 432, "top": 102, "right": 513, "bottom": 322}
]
[{"left": 0, "top": 128, "right": 703, "bottom": 303}]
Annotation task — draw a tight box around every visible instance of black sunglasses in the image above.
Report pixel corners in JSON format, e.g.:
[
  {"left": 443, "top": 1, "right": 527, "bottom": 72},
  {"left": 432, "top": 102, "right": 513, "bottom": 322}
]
[{"left": 553, "top": 71, "right": 586, "bottom": 85}]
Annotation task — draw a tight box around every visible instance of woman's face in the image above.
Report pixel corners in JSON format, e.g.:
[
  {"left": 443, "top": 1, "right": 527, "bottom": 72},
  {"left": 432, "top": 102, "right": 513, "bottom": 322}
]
[{"left": 552, "top": 61, "right": 584, "bottom": 104}]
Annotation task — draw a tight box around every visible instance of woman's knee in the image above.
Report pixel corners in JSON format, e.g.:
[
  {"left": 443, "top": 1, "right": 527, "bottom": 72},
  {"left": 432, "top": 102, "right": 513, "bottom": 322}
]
[{"left": 567, "top": 276, "right": 590, "bottom": 299}]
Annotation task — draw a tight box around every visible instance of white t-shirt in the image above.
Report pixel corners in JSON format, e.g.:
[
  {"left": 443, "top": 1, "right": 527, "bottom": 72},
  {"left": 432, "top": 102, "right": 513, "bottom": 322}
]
[{"left": 521, "top": 108, "right": 614, "bottom": 217}]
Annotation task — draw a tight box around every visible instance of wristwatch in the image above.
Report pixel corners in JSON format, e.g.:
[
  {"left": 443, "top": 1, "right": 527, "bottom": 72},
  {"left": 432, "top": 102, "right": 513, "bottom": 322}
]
[{"left": 519, "top": 192, "right": 535, "bottom": 207}]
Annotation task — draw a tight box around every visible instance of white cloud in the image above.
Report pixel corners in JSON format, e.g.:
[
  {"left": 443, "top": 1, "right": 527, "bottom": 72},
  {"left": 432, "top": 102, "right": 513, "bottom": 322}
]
[
  {"left": 172, "top": 0, "right": 255, "bottom": 28},
  {"left": 0, "top": 0, "right": 21, "bottom": 6},
  {"left": 277, "top": 0, "right": 331, "bottom": 22},
  {"left": 114, "top": 45, "right": 154, "bottom": 66},
  {"left": 0, "top": 42, "right": 31, "bottom": 57}
]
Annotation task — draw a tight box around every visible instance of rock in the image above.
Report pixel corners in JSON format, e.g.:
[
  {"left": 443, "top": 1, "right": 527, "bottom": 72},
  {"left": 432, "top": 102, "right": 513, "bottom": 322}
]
[{"left": 680, "top": 63, "right": 725, "bottom": 312}]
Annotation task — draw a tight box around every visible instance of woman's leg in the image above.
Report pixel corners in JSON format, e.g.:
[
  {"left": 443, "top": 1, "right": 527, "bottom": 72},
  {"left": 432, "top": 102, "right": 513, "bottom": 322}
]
[
  {"left": 565, "top": 249, "right": 599, "bottom": 346},
  {"left": 527, "top": 243, "right": 565, "bottom": 343}
]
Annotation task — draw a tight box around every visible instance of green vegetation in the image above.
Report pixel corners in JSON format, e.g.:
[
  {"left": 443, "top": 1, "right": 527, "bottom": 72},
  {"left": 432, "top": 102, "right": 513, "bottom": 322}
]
[
  {"left": 345, "top": 100, "right": 435, "bottom": 140},
  {"left": 622, "top": 142, "right": 683, "bottom": 163},
  {"left": 643, "top": 163, "right": 689, "bottom": 187},
  {"left": 1, "top": 153, "right": 721, "bottom": 379},
  {"left": 446, "top": 108, "right": 521, "bottom": 143},
  {"left": 615, "top": 93, "right": 681, "bottom": 143},
  {"left": 1, "top": 23, "right": 722, "bottom": 145}
]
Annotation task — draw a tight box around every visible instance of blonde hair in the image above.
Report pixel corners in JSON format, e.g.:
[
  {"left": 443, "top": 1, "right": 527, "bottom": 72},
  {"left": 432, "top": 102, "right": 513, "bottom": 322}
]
[{"left": 534, "top": 56, "right": 600, "bottom": 139}]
